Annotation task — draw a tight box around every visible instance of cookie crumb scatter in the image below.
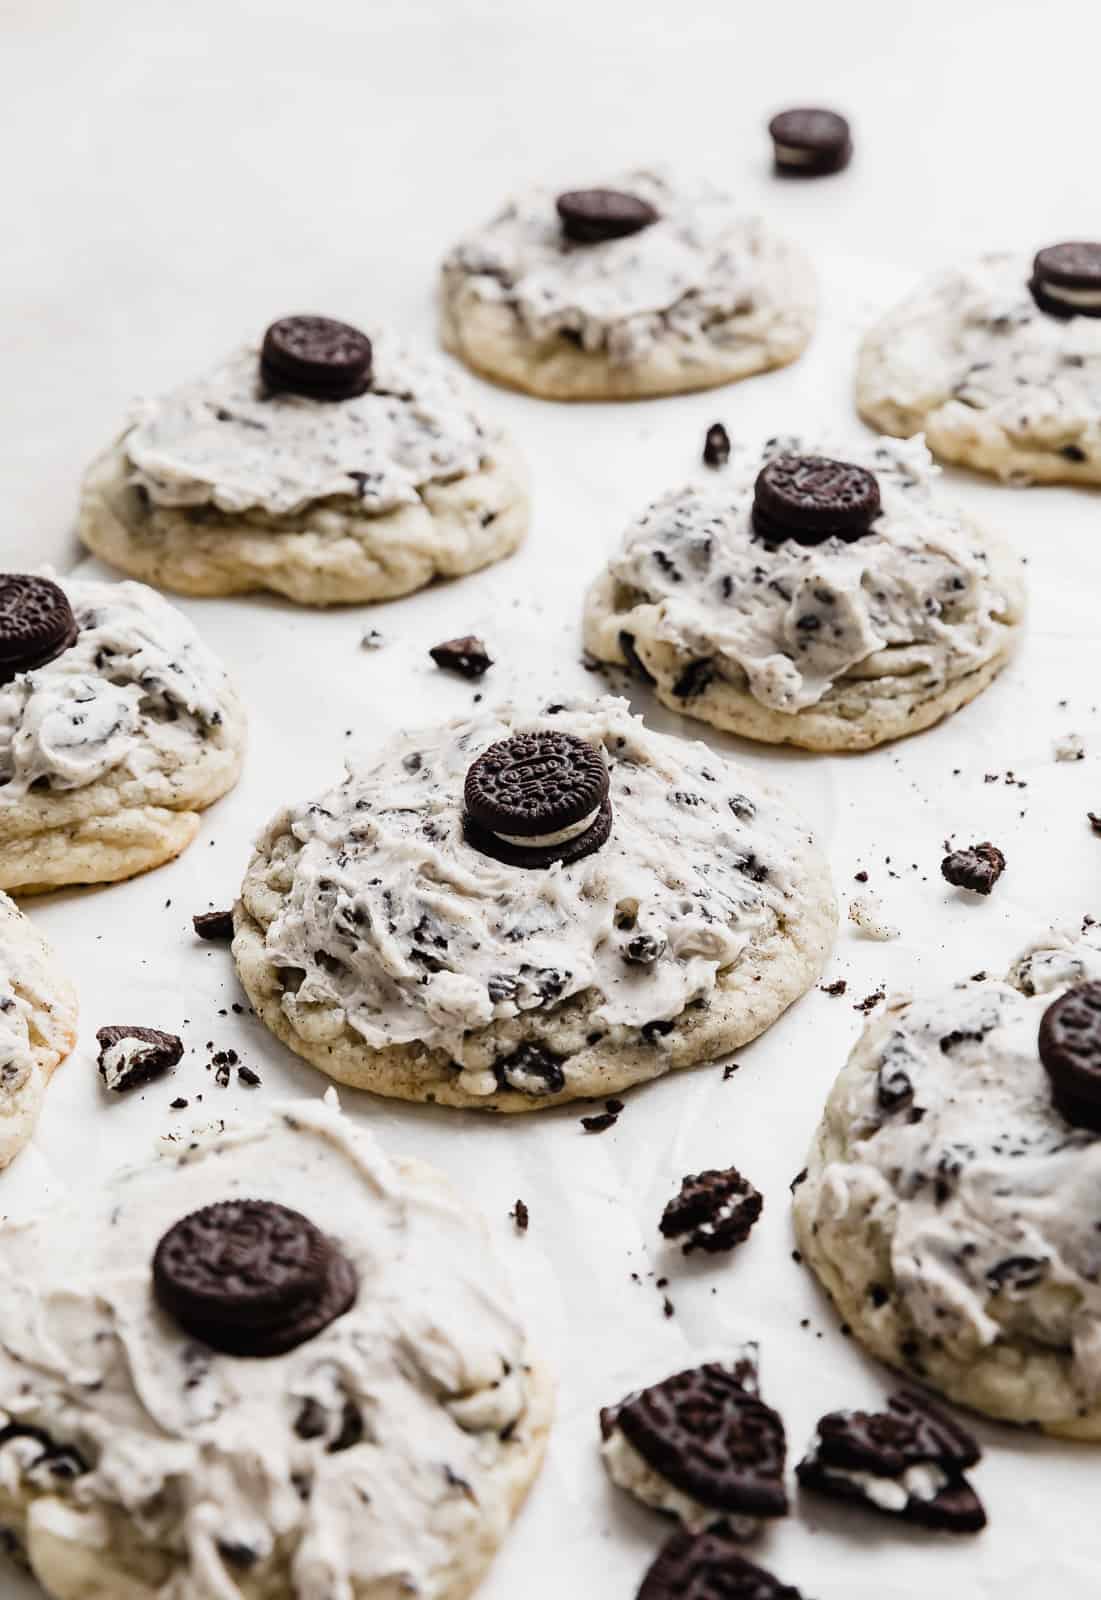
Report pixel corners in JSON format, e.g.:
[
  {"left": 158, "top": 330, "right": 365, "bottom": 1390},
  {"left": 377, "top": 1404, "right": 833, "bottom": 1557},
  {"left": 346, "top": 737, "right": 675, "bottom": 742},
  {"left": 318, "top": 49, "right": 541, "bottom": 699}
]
[
  {"left": 170, "top": 1097, "right": 189, "bottom": 1110},
  {"left": 428, "top": 635, "right": 494, "bottom": 680},
  {"left": 848, "top": 894, "right": 900, "bottom": 940},
  {"left": 1055, "top": 732, "right": 1085, "bottom": 762},
  {"left": 702, "top": 422, "right": 731, "bottom": 469},
  {"left": 580, "top": 1110, "right": 619, "bottom": 1134},
  {"left": 941, "top": 841, "right": 1005, "bottom": 895},
  {"left": 237, "top": 1065, "right": 261, "bottom": 1087},
  {"left": 511, "top": 1199, "right": 529, "bottom": 1233},
  {"left": 854, "top": 989, "right": 886, "bottom": 1014},
  {"left": 193, "top": 909, "right": 234, "bottom": 942},
  {"left": 97, "top": 1026, "right": 184, "bottom": 1094},
  {"left": 821, "top": 978, "right": 847, "bottom": 996}
]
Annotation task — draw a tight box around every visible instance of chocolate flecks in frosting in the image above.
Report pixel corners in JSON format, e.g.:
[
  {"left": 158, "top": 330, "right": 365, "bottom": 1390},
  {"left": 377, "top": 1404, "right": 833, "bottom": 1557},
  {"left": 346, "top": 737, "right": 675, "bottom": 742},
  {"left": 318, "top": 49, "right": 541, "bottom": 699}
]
[
  {"left": 243, "top": 698, "right": 813, "bottom": 1086},
  {"left": 593, "top": 435, "right": 1015, "bottom": 715},
  {"left": 0, "top": 574, "right": 230, "bottom": 797},
  {"left": 122, "top": 328, "right": 489, "bottom": 518}
]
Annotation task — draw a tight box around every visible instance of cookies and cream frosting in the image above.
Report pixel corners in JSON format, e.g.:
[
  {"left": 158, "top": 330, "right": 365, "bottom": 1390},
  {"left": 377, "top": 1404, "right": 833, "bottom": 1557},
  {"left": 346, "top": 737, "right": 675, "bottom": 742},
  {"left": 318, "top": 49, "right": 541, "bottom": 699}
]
[
  {"left": 590, "top": 435, "right": 1020, "bottom": 714},
  {"left": 0, "top": 1095, "right": 537, "bottom": 1596},
  {"left": 122, "top": 330, "right": 490, "bottom": 518},
  {"left": 0, "top": 911, "right": 40, "bottom": 1102},
  {"left": 0, "top": 574, "right": 234, "bottom": 797},
  {"left": 441, "top": 169, "right": 806, "bottom": 367},
  {"left": 808, "top": 927, "right": 1101, "bottom": 1398},
  {"left": 859, "top": 253, "right": 1101, "bottom": 466},
  {"left": 241, "top": 697, "right": 820, "bottom": 1087}
]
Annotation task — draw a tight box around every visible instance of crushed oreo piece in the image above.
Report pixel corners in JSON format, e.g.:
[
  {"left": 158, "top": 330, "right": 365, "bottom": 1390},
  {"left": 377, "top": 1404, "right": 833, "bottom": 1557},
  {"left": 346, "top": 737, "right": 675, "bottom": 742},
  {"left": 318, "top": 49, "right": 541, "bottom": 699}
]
[
  {"left": 659, "top": 1167, "right": 763, "bottom": 1255},
  {"left": 193, "top": 909, "right": 234, "bottom": 942},
  {"left": 941, "top": 841, "right": 1005, "bottom": 895},
  {"left": 237, "top": 1065, "right": 262, "bottom": 1088},
  {"left": 702, "top": 423, "right": 731, "bottom": 469},
  {"left": 796, "top": 1390, "right": 985, "bottom": 1533},
  {"left": 580, "top": 1110, "right": 618, "bottom": 1133},
  {"left": 97, "top": 1025, "right": 183, "bottom": 1094},
  {"left": 639, "top": 1528, "right": 806, "bottom": 1600},
  {"left": 511, "top": 1199, "right": 529, "bottom": 1232},
  {"left": 428, "top": 635, "right": 493, "bottom": 680}
]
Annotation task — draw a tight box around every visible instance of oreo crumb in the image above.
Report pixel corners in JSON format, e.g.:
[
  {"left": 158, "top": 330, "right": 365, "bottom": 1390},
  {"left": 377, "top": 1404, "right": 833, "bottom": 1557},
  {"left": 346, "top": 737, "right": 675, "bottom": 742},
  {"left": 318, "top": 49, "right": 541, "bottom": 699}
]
[
  {"left": 722, "top": 1062, "right": 741, "bottom": 1079},
  {"left": 821, "top": 978, "right": 847, "bottom": 996},
  {"left": 660, "top": 1167, "right": 763, "bottom": 1255},
  {"left": 581, "top": 1111, "right": 619, "bottom": 1133},
  {"left": 702, "top": 422, "right": 731, "bottom": 469},
  {"left": 360, "top": 629, "right": 385, "bottom": 650},
  {"left": 511, "top": 1199, "right": 529, "bottom": 1232},
  {"left": 429, "top": 635, "right": 493, "bottom": 680},
  {"left": 193, "top": 910, "right": 234, "bottom": 942},
  {"left": 941, "top": 841, "right": 1005, "bottom": 896}
]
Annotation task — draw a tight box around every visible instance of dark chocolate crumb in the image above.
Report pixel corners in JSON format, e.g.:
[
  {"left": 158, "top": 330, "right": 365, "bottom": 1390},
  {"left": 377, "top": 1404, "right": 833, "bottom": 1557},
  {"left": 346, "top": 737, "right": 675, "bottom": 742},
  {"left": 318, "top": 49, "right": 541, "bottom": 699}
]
[
  {"left": 702, "top": 421, "right": 731, "bottom": 468},
  {"left": 193, "top": 909, "right": 234, "bottom": 942},
  {"left": 580, "top": 1111, "right": 619, "bottom": 1133},
  {"left": 511, "top": 1199, "right": 529, "bottom": 1232}
]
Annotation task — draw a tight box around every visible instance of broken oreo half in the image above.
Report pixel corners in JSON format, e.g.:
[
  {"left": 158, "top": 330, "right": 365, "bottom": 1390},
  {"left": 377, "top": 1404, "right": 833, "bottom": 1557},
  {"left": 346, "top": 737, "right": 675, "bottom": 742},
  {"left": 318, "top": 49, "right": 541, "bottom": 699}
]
[
  {"left": 769, "top": 107, "right": 852, "bottom": 176},
  {"left": 463, "top": 729, "right": 612, "bottom": 868},
  {"left": 153, "top": 1198, "right": 357, "bottom": 1358},
  {"left": 1038, "top": 979, "right": 1101, "bottom": 1132},
  {"left": 940, "top": 841, "right": 1005, "bottom": 896},
  {"left": 260, "top": 315, "right": 373, "bottom": 400},
  {"left": 659, "top": 1166, "right": 763, "bottom": 1255},
  {"left": 1029, "top": 241, "right": 1101, "bottom": 319},
  {"left": 556, "top": 188, "right": 659, "bottom": 244},
  {"left": 796, "top": 1390, "right": 986, "bottom": 1533},
  {"left": 0, "top": 575, "right": 79, "bottom": 686},
  {"left": 639, "top": 1528, "right": 807, "bottom": 1600},
  {"left": 96, "top": 1025, "right": 183, "bottom": 1093},
  {"left": 752, "top": 456, "right": 881, "bottom": 545}
]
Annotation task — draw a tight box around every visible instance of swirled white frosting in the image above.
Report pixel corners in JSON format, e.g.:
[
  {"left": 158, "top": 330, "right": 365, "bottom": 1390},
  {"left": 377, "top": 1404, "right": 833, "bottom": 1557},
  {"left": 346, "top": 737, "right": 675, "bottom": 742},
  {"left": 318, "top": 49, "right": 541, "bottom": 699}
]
[
  {"left": 861, "top": 253, "right": 1101, "bottom": 463},
  {"left": 442, "top": 169, "right": 804, "bottom": 366},
  {"left": 245, "top": 697, "right": 823, "bottom": 1066},
  {"left": 812, "top": 926, "right": 1101, "bottom": 1396},
  {"left": 0, "top": 1096, "right": 535, "bottom": 1597},
  {"left": 0, "top": 574, "right": 231, "bottom": 797},
  {"left": 593, "top": 435, "right": 1020, "bottom": 713},
  {"left": 122, "top": 330, "right": 490, "bottom": 517},
  {"left": 0, "top": 915, "right": 37, "bottom": 1101}
]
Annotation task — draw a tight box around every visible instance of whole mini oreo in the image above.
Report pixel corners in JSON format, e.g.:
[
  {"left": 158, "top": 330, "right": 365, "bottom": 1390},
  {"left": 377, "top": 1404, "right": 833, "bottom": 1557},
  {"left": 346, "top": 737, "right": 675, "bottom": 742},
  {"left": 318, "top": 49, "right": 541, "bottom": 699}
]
[
  {"left": 753, "top": 455, "right": 881, "bottom": 544},
  {"left": 260, "top": 315, "right": 373, "bottom": 400},
  {"left": 0, "top": 575, "right": 79, "bottom": 685},
  {"left": 1038, "top": 980, "right": 1101, "bottom": 1132},
  {"left": 769, "top": 107, "right": 852, "bottom": 176},
  {"left": 152, "top": 1199, "right": 357, "bottom": 1357},
  {"left": 556, "top": 188, "right": 659, "bottom": 245},
  {"left": 613, "top": 1363, "right": 788, "bottom": 1517},
  {"left": 639, "top": 1529, "right": 806, "bottom": 1600},
  {"left": 463, "top": 730, "right": 612, "bottom": 869},
  {"left": 1029, "top": 242, "right": 1101, "bottom": 319}
]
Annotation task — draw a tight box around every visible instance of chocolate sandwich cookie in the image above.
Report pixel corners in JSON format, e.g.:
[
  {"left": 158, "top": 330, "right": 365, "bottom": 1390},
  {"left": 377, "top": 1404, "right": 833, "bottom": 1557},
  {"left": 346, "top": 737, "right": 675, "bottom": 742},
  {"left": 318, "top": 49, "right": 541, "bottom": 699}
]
[
  {"left": 796, "top": 1390, "right": 986, "bottom": 1533},
  {"left": 556, "top": 188, "right": 659, "bottom": 245},
  {"left": 769, "top": 108, "right": 852, "bottom": 176},
  {"left": 940, "top": 841, "right": 1005, "bottom": 896},
  {"left": 463, "top": 730, "right": 612, "bottom": 868},
  {"left": 1038, "top": 980, "right": 1101, "bottom": 1132},
  {"left": 153, "top": 1198, "right": 357, "bottom": 1358},
  {"left": 639, "top": 1530, "right": 806, "bottom": 1600},
  {"left": 260, "top": 315, "right": 374, "bottom": 400},
  {"left": 1029, "top": 242, "right": 1101, "bottom": 319},
  {"left": 603, "top": 1361, "right": 788, "bottom": 1521},
  {"left": 660, "top": 1166, "right": 763, "bottom": 1255},
  {"left": 0, "top": 575, "right": 79, "bottom": 686},
  {"left": 96, "top": 1025, "right": 183, "bottom": 1093},
  {"left": 752, "top": 455, "right": 881, "bottom": 544}
]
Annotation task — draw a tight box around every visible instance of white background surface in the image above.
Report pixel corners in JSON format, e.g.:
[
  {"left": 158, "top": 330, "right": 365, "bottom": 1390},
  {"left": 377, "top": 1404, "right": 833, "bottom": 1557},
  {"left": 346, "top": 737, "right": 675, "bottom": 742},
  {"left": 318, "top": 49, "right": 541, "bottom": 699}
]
[{"left": 3, "top": 2, "right": 1101, "bottom": 1595}]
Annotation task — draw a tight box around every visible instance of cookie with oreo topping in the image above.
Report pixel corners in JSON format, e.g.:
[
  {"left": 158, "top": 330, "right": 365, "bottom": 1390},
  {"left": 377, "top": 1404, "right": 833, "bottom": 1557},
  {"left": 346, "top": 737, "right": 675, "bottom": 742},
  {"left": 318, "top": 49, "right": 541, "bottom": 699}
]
[
  {"left": 659, "top": 1166, "right": 763, "bottom": 1254},
  {"left": 600, "top": 1354, "right": 787, "bottom": 1532},
  {"left": 0, "top": 575, "right": 79, "bottom": 686},
  {"left": 796, "top": 1390, "right": 986, "bottom": 1532},
  {"left": 97, "top": 1025, "right": 183, "bottom": 1093},
  {"left": 753, "top": 455, "right": 881, "bottom": 544},
  {"left": 556, "top": 188, "right": 659, "bottom": 244},
  {"left": 152, "top": 1198, "right": 357, "bottom": 1357},
  {"left": 1029, "top": 242, "right": 1101, "bottom": 320},
  {"left": 463, "top": 730, "right": 612, "bottom": 868},
  {"left": 769, "top": 107, "right": 852, "bottom": 176},
  {"left": 639, "top": 1529, "right": 807, "bottom": 1600}
]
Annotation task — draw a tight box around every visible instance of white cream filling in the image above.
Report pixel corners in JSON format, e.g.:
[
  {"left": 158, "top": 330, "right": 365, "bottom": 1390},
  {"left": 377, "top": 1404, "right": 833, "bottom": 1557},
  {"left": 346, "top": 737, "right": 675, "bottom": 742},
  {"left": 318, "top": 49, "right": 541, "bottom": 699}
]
[
  {"left": 774, "top": 144, "right": 830, "bottom": 165},
  {"left": 810, "top": 1456, "right": 948, "bottom": 1513},
  {"left": 1038, "top": 282, "right": 1101, "bottom": 310},
  {"left": 495, "top": 806, "right": 600, "bottom": 849},
  {"left": 601, "top": 1428, "right": 760, "bottom": 1536}
]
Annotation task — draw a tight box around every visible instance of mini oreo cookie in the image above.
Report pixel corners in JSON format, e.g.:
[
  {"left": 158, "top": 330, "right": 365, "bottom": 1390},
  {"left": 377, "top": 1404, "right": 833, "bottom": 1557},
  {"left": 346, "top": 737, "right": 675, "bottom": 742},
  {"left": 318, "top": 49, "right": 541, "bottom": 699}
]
[
  {"left": 96, "top": 1025, "right": 184, "bottom": 1093},
  {"left": 153, "top": 1198, "right": 357, "bottom": 1357},
  {"left": 660, "top": 1167, "right": 763, "bottom": 1255},
  {"left": 940, "top": 841, "right": 1005, "bottom": 896},
  {"left": 463, "top": 730, "right": 612, "bottom": 869},
  {"left": 1038, "top": 980, "right": 1101, "bottom": 1132},
  {"left": 1029, "top": 242, "right": 1101, "bottom": 319},
  {"left": 753, "top": 456, "right": 881, "bottom": 545},
  {"left": 556, "top": 188, "right": 659, "bottom": 245},
  {"left": 769, "top": 107, "right": 852, "bottom": 176},
  {"left": 0, "top": 575, "right": 79, "bottom": 686},
  {"left": 639, "top": 1530, "right": 806, "bottom": 1600},
  {"left": 260, "top": 315, "right": 373, "bottom": 400},
  {"left": 796, "top": 1390, "right": 985, "bottom": 1533},
  {"left": 604, "top": 1361, "right": 788, "bottom": 1519}
]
